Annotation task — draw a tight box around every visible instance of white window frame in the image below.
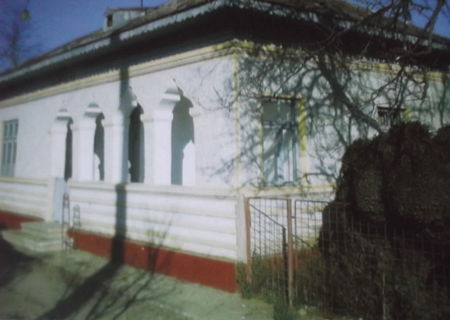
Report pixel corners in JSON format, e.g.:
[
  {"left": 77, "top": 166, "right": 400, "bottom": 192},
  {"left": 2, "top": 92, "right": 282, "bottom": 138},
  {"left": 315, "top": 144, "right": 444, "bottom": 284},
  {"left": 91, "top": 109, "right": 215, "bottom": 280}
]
[
  {"left": 1, "top": 119, "right": 19, "bottom": 177},
  {"left": 377, "top": 105, "right": 405, "bottom": 127},
  {"left": 261, "top": 97, "right": 300, "bottom": 187}
]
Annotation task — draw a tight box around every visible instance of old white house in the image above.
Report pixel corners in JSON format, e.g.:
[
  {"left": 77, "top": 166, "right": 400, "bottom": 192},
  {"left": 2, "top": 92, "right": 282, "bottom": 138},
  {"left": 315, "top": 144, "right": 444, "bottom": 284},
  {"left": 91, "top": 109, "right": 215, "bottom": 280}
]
[{"left": 0, "top": 0, "right": 449, "bottom": 291}]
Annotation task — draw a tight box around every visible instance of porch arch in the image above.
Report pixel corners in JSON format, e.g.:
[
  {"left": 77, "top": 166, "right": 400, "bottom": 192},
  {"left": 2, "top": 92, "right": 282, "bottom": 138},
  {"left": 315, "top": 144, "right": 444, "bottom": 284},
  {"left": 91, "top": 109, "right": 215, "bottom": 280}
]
[
  {"left": 171, "top": 95, "right": 195, "bottom": 186},
  {"left": 74, "top": 103, "right": 105, "bottom": 181},
  {"left": 50, "top": 108, "right": 73, "bottom": 180},
  {"left": 93, "top": 113, "right": 105, "bottom": 181},
  {"left": 128, "top": 104, "right": 145, "bottom": 182}
]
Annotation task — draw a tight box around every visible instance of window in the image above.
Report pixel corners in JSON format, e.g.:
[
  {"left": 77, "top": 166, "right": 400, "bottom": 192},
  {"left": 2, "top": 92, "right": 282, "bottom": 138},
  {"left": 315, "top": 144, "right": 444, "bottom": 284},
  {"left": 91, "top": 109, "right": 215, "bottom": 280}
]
[
  {"left": 1, "top": 120, "right": 18, "bottom": 176},
  {"left": 261, "top": 98, "right": 299, "bottom": 186},
  {"left": 377, "top": 105, "right": 405, "bottom": 127},
  {"left": 106, "top": 14, "right": 113, "bottom": 27}
]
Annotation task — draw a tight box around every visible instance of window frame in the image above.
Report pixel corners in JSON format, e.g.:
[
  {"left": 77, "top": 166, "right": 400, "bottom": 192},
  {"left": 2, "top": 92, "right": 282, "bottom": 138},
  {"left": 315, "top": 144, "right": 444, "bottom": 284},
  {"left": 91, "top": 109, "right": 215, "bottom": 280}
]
[
  {"left": 260, "top": 96, "right": 302, "bottom": 187},
  {"left": 377, "top": 105, "right": 405, "bottom": 127},
  {"left": 1, "top": 119, "right": 19, "bottom": 177}
]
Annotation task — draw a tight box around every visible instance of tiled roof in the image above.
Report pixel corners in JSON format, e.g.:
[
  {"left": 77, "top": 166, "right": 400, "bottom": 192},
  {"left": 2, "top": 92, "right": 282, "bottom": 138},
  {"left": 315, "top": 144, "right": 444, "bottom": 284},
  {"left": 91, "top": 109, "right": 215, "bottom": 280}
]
[{"left": 1, "top": 0, "right": 448, "bottom": 82}]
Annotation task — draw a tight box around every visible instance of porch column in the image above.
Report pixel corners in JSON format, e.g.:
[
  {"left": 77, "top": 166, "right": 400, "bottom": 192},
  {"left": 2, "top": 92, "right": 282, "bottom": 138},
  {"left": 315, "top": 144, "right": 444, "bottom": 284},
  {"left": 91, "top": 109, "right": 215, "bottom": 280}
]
[
  {"left": 189, "top": 106, "right": 206, "bottom": 185},
  {"left": 142, "top": 108, "right": 174, "bottom": 185},
  {"left": 189, "top": 106, "right": 207, "bottom": 185},
  {"left": 73, "top": 119, "right": 97, "bottom": 181},
  {"left": 104, "top": 113, "right": 129, "bottom": 183},
  {"left": 49, "top": 121, "right": 69, "bottom": 178}
]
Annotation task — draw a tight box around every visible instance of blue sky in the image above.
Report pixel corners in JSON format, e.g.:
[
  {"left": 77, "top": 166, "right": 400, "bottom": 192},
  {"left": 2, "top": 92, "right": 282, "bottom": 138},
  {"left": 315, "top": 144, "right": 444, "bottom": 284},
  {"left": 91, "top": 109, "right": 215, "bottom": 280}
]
[
  {"left": 0, "top": 0, "right": 167, "bottom": 55},
  {"left": 0, "top": 0, "right": 449, "bottom": 71}
]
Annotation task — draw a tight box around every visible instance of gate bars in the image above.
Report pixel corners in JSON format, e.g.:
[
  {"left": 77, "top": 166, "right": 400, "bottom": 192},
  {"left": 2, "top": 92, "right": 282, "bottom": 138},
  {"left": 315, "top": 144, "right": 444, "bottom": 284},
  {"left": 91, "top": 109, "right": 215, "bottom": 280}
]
[
  {"left": 244, "top": 197, "right": 344, "bottom": 305},
  {"left": 244, "top": 197, "right": 449, "bottom": 320},
  {"left": 61, "top": 193, "right": 82, "bottom": 250},
  {"left": 244, "top": 198, "right": 291, "bottom": 302}
]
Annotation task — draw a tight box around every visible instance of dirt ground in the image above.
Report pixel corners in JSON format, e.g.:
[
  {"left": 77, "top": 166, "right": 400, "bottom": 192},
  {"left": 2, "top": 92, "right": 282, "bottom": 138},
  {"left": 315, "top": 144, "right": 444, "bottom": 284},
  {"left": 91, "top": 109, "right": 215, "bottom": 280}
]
[{"left": 0, "top": 235, "right": 273, "bottom": 320}]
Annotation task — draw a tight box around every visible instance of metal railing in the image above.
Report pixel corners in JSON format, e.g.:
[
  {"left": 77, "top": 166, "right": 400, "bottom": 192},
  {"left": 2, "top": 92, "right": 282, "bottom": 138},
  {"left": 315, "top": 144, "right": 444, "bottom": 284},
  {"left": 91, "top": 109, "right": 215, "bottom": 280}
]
[
  {"left": 61, "top": 193, "right": 72, "bottom": 250},
  {"left": 244, "top": 197, "right": 449, "bottom": 319},
  {"left": 245, "top": 197, "right": 289, "bottom": 301},
  {"left": 61, "top": 193, "right": 81, "bottom": 250}
]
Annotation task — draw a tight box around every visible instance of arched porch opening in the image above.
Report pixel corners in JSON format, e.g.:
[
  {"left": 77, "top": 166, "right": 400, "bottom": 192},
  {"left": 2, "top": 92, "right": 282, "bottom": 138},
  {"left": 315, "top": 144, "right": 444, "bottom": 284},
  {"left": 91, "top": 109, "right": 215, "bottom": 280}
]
[
  {"left": 171, "top": 96, "right": 195, "bottom": 186},
  {"left": 128, "top": 104, "right": 145, "bottom": 182},
  {"left": 50, "top": 108, "right": 74, "bottom": 180},
  {"left": 93, "top": 113, "right": 105, "bottom": 181},
  {"left": 64, "top": 119, "right": 73, "bottom": 181}
]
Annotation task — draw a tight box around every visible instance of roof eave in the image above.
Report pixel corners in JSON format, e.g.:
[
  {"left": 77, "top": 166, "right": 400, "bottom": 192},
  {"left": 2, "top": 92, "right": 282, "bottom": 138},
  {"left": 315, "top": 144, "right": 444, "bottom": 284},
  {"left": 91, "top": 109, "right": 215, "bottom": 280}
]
[
  {"left": 0, "top": 0, "right": 226, "bottom": 84},
  {"left": 0, "top": 0, "right": 448, "bottom": 84}
]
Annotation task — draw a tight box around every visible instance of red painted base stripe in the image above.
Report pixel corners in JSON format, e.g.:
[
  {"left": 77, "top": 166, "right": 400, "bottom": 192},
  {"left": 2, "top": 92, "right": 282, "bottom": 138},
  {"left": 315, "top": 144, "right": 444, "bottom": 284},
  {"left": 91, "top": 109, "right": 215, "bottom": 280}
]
[
  {"left": 69, "top": 230, "right": 237, "bottom": 292},
  {"left": 0, "top": 210, "right": 42, "bottom": 229}
]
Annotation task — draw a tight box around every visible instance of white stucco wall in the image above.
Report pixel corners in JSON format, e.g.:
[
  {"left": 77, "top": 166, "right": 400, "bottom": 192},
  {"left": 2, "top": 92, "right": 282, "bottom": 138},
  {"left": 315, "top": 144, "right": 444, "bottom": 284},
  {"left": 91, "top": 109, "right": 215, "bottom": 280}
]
[
  {"left": 236, "top": 54, "right": 450, "bottom": 191},
  {"left": 0, "top": 54, "right": 238, "bottom": 188},
  {"left": 0, "top": 177, "right": 49, "bottom": 218},
  {"left": 69, "top": 181, "right": 240, "bottom": 261},
  {"left": 0, "top": 42, "right": 448, "bottom": 263},
  {"left": 0, "top": 48, "right": 248, "bottom": 262}
]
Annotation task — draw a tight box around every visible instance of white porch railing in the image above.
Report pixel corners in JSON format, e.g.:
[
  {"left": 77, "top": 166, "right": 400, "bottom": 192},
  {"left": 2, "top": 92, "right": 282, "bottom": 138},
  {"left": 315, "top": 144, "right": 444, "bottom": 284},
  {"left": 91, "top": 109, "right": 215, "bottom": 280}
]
[
  {"left": 69, "top": 181, "right": 239, "bottom": 261},
  {"left": 0, "top": 177, "right": 50, "bottom": 219}
]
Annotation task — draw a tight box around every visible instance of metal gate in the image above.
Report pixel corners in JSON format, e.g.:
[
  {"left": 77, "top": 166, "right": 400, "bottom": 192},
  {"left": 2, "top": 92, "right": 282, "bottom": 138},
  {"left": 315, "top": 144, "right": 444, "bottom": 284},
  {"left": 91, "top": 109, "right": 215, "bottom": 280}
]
[{"left": 244, "top": 197, "right": 346, "bottom": 304}]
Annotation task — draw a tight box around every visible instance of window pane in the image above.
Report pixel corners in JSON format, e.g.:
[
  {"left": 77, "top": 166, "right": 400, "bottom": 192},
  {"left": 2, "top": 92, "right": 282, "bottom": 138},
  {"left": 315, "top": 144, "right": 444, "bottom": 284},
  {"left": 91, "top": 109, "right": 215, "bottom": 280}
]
[
  {"left": 13, "top": 143, "right": 17, "bottom": 164},
  {"left": 262, "top": 101, "right": 278, "bottom": 122},
  {"left": 6, "top": 123, "right": 11, "bottom": 138},
  {"left": 7, "top": 143, "right": 12, "bottom": 164},
  {"left": 1, "top": 144, "right": 6, "bottom": 176},
  {"left": 263, "top": 126, "right": 278, "bottom": 183},
  {"left": 1, "top": 120, "right": 18, "bottom": 177},
  {"left": 278, "top": 102, "right": 289, "bottom": 122},
  {"left": 262, "top": 100, "right": 299, "bottom": 186}
]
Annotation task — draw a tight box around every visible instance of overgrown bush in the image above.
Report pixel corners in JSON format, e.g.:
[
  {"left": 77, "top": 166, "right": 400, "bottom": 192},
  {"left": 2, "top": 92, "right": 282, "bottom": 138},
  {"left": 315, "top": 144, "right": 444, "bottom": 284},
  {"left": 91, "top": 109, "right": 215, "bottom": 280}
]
[
  {"left": 236, "top": 255, "right": 287, "bottom": 302},
  {"left": 293, "top": 249, "right": 326, "bottom": 308},
  {"left": 273, "top": 298, "right": 296, "bottom": 320},
  {"left": 319, "top": 122, "right": 450, "bottom": 320}
]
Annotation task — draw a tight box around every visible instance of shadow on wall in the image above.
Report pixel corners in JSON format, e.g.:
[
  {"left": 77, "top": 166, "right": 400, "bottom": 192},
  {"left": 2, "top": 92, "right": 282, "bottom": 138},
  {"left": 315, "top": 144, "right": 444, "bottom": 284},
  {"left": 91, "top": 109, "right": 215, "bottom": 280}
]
[
  {"left": 171, "top": 95, "right": 195, "bottom": 186},
  {"left": 33, "top": 185, "right": 174, "bottom": 320},
  {"left": 0, "top": 235, "right": 37, "bottom": 289},
  {"left": 36, "top": 65, "right": 175, "bottom": 320},
  {"left": 35, "top": 65, "right": 132, "bottom": 320}
]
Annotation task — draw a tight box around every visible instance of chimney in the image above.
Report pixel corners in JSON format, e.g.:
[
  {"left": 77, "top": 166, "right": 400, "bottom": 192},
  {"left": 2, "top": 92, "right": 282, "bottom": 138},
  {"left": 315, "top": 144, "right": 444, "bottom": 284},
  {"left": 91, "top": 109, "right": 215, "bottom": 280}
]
[{"left": 104, "top": 7, "right": 155, "bottom": 29}]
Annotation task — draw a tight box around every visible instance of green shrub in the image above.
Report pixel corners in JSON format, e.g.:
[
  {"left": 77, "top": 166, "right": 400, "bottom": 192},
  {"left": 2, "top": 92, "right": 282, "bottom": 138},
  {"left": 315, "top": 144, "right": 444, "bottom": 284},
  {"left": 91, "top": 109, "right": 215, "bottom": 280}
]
[
  {"left": 236, "top": 255, "right": 287, "bottom": 302},
  {"left": 322, "top": 122, "right": 450, "bottom": 320},
  {"left": 273, "top": 298, "right": 296, "bottom": 320}
]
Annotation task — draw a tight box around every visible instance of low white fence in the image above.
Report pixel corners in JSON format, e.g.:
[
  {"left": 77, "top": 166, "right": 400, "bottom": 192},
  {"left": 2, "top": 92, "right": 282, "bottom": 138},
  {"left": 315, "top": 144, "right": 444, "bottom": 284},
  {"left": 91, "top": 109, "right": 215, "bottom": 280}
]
[
  {"left": 69, "top": 181, "right": 239, "bottom": 261},
  {"left": 0, "top": 177, "right": 49, "bottom": 219}
]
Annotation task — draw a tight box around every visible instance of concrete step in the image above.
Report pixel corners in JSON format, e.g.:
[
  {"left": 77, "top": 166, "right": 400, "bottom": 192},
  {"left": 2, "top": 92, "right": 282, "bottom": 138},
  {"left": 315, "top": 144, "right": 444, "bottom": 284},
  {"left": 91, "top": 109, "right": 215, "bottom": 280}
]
[
  {"left": 20, "top": 224, "right": 64, "bottom": 241},
  {"left": 2, "top": 229, "right": 64, "bottom": 252},
  {"left": 2, "top": 221, "right": 67, "bottom": 253},
  {"left": 21, "top": 221, "right": 62, "bottom": 235}
]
